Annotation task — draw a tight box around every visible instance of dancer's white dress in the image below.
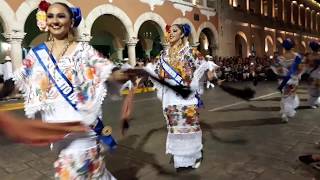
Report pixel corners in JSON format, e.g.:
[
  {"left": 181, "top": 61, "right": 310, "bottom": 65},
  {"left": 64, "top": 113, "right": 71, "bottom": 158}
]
[{"left": 14, "top": 42, "right": 116, "bottom": 179}]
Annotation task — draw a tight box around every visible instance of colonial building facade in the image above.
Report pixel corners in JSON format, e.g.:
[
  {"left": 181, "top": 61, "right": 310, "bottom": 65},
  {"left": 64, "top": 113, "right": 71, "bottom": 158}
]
[
  {"left": 0, "top": 0, "right": 218, "bottom": 70},
  {"left": 220, "top": 0, "right": 320, "bottom": 58},
  {"left": 1, "top": 0, "right": 319, "bottom": 70}
]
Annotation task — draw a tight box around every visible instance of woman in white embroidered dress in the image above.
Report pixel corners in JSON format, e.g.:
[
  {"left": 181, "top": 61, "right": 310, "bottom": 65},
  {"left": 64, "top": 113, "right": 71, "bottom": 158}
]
[
  {"left": 14, "top": 2, "right": 125, "bottom": 179},
  {"left": 274, "top": 38, "right": 303, "bottom": 122},
  {"left": 306, "top": 41, "right": 320, "bottom": 109},
  {"left": 146, "top": 24, "right": 211, "bottom": 171}
]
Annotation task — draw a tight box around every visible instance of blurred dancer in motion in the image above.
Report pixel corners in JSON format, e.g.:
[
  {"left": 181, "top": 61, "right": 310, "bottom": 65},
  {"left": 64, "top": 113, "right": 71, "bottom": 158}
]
[
  {"left": 14, "top": 1, "right": 130, "bottom": 179},
  {"left": 0, "top": 112, "right": 86, "bottom": 146},
  {"left": 305, "top": 41, "right": 320, "bottom": 109},
  {"left": 272, "top": 38, "right": 303, "bottom": 122}
]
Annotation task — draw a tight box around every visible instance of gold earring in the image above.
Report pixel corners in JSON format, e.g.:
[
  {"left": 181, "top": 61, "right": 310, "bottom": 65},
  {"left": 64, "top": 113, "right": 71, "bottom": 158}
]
[{"left": 48, "top": 33, "right": 53, "bottom": 41}]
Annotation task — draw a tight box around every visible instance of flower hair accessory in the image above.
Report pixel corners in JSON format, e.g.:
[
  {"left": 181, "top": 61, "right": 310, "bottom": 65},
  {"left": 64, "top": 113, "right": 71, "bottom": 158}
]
[
  {"left": 165, "top": 25, "right": 171, "bottom": 33},
  {"left": 70, "top": 7, "right": 82, "bottom": 28},
  {"left": 36, "top": 0, "right": 51, "bottom": 32},
  {"left": 164, "top": 24, "right": 171, "bottom": 43},
  {"left": 182, "top": 24, "right": 191, "bottom": 37}
]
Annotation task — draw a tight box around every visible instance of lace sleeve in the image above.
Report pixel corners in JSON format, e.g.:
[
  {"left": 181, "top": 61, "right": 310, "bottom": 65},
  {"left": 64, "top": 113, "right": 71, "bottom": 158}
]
[
  {"left": 189, "top": 50, "right": 208, "bottom": 90},
  {"left": 13, "top": 52, "right": 35, "bottom": 92},
  {"left": 85, "top": 44, "right": 115, "bottom": 82}
]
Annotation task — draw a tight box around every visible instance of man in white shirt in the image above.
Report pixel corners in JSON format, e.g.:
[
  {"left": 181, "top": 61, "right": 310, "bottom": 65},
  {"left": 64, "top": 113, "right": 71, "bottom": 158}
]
[
  {"left": 120, "top": 58, "right": 133, "bottom": 91},
  {"left": 0, "top": 55, "right": 15, "bottom": 99},
  {"left": 205, "top": 55, "right": 219, "bottom": 89}
]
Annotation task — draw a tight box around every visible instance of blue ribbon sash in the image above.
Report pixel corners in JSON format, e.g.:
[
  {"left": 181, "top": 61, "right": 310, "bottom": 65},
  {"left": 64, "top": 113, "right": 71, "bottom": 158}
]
[
  {"left": 278, "top": 54, "right": 302, "bottom": 91},
  {"left": 32, "top": 43, "right": 117, "bottom": 150},
  {"left": 160, "top": 52, "right": 203, "bottom": 107},
  {"left": 160, "top": 54, "right": 184, "bottom": 86}
]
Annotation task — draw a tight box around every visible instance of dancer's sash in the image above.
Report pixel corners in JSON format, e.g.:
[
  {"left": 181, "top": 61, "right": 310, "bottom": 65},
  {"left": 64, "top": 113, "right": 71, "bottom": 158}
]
[
  {"left": 160, "top": 53, "right": 203, "bottom": 106},
  {"left": 32, "top": 43, "right": 117, "bottom": 149},
  {"left": 278, "top": 54, "right": 302, "bottom": 91},
  {"left": 159, "top": 54, "right": 184, "bottom": 86}
]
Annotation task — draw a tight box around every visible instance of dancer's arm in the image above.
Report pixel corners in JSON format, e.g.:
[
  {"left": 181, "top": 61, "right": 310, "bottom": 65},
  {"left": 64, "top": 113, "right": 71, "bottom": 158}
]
[{"left": 0, "top": 112, "right": 87, "bottom": 146}]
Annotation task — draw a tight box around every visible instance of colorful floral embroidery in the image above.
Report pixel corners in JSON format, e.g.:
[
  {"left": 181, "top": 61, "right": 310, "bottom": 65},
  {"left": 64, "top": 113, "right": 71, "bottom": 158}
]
[
  {"left": 164, "top": 105, "right": 200, "bottom": 134},
  {"left": 16, "top": 42, "right": 113, "bottom": 118},
  {"left": 54, "top": 145, "right": 106, "bottom": 179},
  {"left": 156, "top": 46, "right": 205, "bottom": 86}
]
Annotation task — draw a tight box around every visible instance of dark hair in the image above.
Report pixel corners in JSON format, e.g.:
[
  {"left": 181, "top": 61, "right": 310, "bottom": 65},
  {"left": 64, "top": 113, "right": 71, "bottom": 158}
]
[
  {"left": 172, "top": 24, "right": 191, "bottom": 38},
  {"left": 282, "top": 38, "right": 294, "bottom": 50},
  {"left": 51, "top": 2, "right": 73, "bottom": 20}
]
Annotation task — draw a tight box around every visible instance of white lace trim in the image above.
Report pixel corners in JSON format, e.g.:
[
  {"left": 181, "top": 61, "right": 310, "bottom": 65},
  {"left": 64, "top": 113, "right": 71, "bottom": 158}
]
[
  {"left": 166, "top": 131, "right": 202, "bottom": 156},
  {"left": 13, "top": 69, "right": 38, "bottom": 118},
  {"left": 281, "top": 94, "right": 299, "bottom": 117},
  {"left": 14, "top": 63, "right": 113, "bottom": 121},
  {"left": 173, "top": 151, "right": 202, "bottom": 168},
  {"left": 190, "top": 61, "right": 209, "bottom": 91}
]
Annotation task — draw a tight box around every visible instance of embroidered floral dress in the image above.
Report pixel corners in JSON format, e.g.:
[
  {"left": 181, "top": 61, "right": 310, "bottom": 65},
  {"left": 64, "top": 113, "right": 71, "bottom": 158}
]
[
  {"left": 14, "top": 42, "right": 116, "bottom": 180},
  {"left": 146, "top": 45, "right": 209, "bottom": 168},
  {"left": 276, "top": 54, "right": 301, "bottom": 119},
  {"left": 307, "top": 56, "right": 320, "bottom": 107}
]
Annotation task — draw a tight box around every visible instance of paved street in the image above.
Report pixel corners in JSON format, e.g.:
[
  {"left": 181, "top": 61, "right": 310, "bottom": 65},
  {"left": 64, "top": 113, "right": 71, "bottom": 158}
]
[{"left": 0, "top": 81, "right": 320, "bottom": 180}]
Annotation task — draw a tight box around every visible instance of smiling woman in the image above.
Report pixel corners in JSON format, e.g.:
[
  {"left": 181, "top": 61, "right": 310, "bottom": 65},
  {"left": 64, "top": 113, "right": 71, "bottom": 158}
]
[{"left": 12, "top": 1, "right": 132, "bottom": 179}]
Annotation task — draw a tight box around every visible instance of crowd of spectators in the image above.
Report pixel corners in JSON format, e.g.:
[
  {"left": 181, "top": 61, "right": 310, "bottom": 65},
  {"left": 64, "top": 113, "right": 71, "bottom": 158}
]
[
  {"left": 128, "top": 55, "right": 278, "bottom": 88},
  {"left": 212, "top": 55, "right": 277, "bottom": 82}
]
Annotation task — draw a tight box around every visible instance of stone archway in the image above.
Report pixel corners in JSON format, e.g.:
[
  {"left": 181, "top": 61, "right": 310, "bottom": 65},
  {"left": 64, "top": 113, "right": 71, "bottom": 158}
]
[
  {"left": 172, "top": 17, "right": 197, "bottom": 45},
  {"left": 196, "top": 22, "right": 218, "bottom": 45},
  {"left": 23, "top": 9, "right": 45, "bottom": 49},
  {"left": 265, "top": 35, "right": 274, "bottom": 56},
  {"left": 136, "top": 20, "right": 164, "bottom": 59},
  {"left": 134, "top": 12, "right": 166, "bottom": 41},
  {"left": 0, "top": 1, "right": 15, "bottom": 32},
  {"left": 90, "top": 14, "right": 129, "bottom": 61},
  {"left": 85, "top": 4, "right": 133, "bottom": 39},
  {"left": 276, "top": 37, "right": 283, "bottom": 55},
  {"left": 198, "top": 29, "right": 215, "bottom": 56},
  {"left": 197, "top": 21, "right": 218, "bottom": 55},
  {"left": 235, "top": 31, "right": 248, "bottom": 57}
]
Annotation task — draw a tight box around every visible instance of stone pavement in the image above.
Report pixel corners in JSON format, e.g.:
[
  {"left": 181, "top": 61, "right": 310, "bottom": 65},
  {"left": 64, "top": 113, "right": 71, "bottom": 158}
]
[{"left": 0, "top": 81, "right": 320, "bottom": 180}]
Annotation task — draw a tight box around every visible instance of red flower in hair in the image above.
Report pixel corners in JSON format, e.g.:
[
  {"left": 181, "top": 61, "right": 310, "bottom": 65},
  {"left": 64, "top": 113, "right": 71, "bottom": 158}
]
[
  {"left": 38, "top": 0, "right": 50, "bottom": 12},
  {"left": 165, "top": 25, "right": 171, "bottom": 33}
]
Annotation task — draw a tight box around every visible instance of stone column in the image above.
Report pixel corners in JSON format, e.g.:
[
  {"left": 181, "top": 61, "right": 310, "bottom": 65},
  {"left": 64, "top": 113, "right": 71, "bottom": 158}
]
[
  {"left": 277, "top": 0, "right": 283, "bottom": 20},
  {"left": 256, "top": 0, "right": 261, "bottom": 14},
  {"left": 298, "top": 5, "right": 301, "bottom": 26},
  {"left": 126, "top": 37, "right": 139, "bottom": 66},
  {"left": 312, "top": 11, "right": 316, "bottom": 31},
  {"left": 285, "top": 0, "right": 291, "bottom": 23},
  {"left": 116, "top": 48, "right": 124, "bottom": 60},
  {"left": 306, "top": 8, "right": 310, "bottom": 29},
  {"left": 203, "top": 0, "right": 207, "bottom": 7},
  {"left": 2, "top": 31, "right": 26, "bottom": 71},
  {"left": 77, "top": 33, "right": 92, "bottom": 42},
  {"left": 316, "top": 13, "right": 319, "bottom": 32},
  {"left": 161, "top": 42, "right": 170, "bottom": 51},
  {"left": 268, "top": 0, "right": 273, "bottom": 17}
]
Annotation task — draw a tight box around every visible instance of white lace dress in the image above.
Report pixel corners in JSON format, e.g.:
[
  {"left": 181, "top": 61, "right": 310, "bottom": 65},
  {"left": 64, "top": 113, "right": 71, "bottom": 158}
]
[
  {"left": 146, "top": 45, "right": 209, "bottom": 168},
  {"left": 277, "top": 54, "right": 301, "bottom": 119},
  {"left": 308, "top": 57, "right": 320, "bottom": 107},
  {"left": 14, "top": 42, "right": 116, "bottom": 180}
]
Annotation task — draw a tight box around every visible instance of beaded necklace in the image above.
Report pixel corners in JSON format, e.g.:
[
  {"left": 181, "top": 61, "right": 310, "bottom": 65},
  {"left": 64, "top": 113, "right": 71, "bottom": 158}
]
[
  {"left": 168, "top": 40, "right": 184, "bottom": 64},
  {"left": 42, "top": 39, "right": 71, "bottom": 94}
]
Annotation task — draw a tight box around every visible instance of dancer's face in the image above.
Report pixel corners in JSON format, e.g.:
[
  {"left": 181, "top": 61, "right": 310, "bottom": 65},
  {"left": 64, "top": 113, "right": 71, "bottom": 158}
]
[
  {"left": 46, "top": 4, "right": 73, "bottom": 40},
  {"left": 169, "top": 25, "right": 183, "bottom": 45}
]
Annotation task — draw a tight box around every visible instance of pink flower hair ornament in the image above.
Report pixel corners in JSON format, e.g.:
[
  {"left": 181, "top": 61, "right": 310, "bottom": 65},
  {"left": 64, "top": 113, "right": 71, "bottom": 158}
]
[{"left": 36, "top": 0, "right": 51, "bottom": 32}]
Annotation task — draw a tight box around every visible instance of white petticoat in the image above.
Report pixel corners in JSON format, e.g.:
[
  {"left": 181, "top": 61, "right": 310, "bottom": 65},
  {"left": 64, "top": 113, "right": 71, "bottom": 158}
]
[{"left": 166, "top": 132, "right": 202, "bottom": 168}]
